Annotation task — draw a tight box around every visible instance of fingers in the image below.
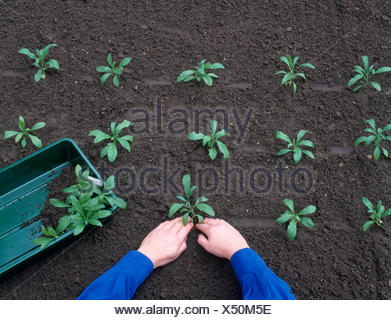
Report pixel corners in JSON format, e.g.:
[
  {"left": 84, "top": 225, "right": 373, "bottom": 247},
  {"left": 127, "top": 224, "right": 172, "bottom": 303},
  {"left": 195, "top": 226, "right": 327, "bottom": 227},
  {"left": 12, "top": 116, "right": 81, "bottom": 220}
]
[
  {"left": 197, "top": 233, "right": 209, "bottom": 250},
  {"left": 177, "top": 221, "right": 194, "bottom": 239}
]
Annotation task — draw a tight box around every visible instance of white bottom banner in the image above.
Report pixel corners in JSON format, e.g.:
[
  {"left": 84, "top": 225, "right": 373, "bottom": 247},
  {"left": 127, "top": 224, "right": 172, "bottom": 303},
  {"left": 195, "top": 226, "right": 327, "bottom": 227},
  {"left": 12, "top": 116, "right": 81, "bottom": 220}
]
[{"left": 0, "top": 300, "right": 390, "bottom": 320}]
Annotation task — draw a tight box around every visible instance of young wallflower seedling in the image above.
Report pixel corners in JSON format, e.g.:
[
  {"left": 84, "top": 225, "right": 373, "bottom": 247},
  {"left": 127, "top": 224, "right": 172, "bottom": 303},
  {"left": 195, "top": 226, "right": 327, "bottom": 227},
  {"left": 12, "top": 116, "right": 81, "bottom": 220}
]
[
  {"left": 188, "top": 120, "right": 229, "bottom": 160},
  {"left": 276, "top": 198, "right": 316, "bottom": 240},
  {"left": 275, "top": 54, "right": 315, "bottom": 94},
  {"left": 169, "top": 174, "right": 215, "bottom": 225},
  {"left": 177, "top": 59, "right": 224, "bottom": 86},
  {"left": 355, "top": 119, "right": 391, "bottom": 160},
  {"left": 33, "top": 165, "right": 126, "bottom": 249},
  {"left": 89, "top": 120, "right": 134, "bottom": 163},
  {"left": 96, "top": 53, "right": 132, "bottom": 87},
  {"left": 275, "top": 130, "right": 314, "bottom": 164},
  {"left": 4, "top": 116, "right": 46, "bottom": 148},
  {"left": 348, "top": 56, "right": 391, "bottom": 92},
  {"left": 362, "top": 197, "right": 391, "bottom": 231},
  {"left": 18, "top": 44, "right": 59, "bottom": 82}
]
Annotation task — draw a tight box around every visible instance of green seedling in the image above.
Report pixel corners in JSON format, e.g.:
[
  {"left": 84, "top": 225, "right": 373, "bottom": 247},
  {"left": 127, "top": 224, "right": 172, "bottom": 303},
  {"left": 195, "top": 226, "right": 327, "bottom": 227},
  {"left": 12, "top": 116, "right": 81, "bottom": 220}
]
[
  {"left": 188, "top": 120, "right": 229, "bottom": 160},
  {"left": 4, "top": 116, "right": 46, "bottom": 148},
  {"left": 275, "top": 54, "right": 315, "bottom": 94},
  {"left": 177, "top": 59, "right": 224, "bottom": 86},
  {"left": 355, "top": 119, "right": 391, "bottom": 160},
  {"left": 96, "top": 53, "right": 131, "bottom": 87},
  {"left": 276, "top": 198, "right": 316, "bottom": 240},
  {"left": 169, "top": 174, "right": 215, "bottom": 225},
  {"left": 348, "top": 56, "right": 391, "bottom": 92},
  {"left": 362, "top": 197, "right": 391, "bottom": 231},
  {"left": 18, "top": 44, "right": 59, "bottom": 82},
  {"left": 33, "top": 165, "right": 126, "bottom": 249},
  {"left": 89, "top": 120, "right": 134, "bottom": 163},
  {"left": 276, "top": 130, "right": 314, "bottom": 164}
]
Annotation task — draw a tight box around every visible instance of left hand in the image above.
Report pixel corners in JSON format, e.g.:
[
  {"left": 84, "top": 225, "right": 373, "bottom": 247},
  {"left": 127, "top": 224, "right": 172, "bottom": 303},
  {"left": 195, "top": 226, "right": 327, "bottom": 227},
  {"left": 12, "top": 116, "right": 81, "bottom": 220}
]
[{"left": 137, "top": 217, "right": 194, "bottom": 268}]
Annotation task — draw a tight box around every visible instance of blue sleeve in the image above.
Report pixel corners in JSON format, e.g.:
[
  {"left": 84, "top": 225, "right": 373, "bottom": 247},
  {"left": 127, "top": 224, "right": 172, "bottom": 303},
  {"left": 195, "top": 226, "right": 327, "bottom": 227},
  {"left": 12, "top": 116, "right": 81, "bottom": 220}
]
[
  {"left": 230, "top": 248, "right": 295, "bottom": 300},
  {"left": 77, "top": 250, "right": 153, "bottom": 300}
]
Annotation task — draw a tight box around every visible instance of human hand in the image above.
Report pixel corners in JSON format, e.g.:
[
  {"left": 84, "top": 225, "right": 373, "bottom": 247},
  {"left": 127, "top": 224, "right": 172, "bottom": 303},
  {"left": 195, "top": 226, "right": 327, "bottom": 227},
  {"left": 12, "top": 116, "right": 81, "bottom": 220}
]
[
  {"left": 196, "top": 218, "right": 249, "bottom": 260},
  {"left": 137, "top": 217, "right": 194, "bottom": 268}
]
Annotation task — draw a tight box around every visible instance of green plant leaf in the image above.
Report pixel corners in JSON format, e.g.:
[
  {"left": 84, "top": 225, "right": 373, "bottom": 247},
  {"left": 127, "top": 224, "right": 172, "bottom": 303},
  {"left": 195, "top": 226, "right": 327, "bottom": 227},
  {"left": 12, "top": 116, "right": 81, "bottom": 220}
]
[
  {"left": 182, "top": 174, "right": 191, "bottom": 199},
  {"left": 287, "top": 220, "right": 297, "bottom": 240},
  {"left": 216, "top": 141, "right": 229, "bottom": 159},
  {"left": 362, "top": 197, "right": 373, "bottom": 210},
  {"left": 89, "top": 129, "right": 111, "bottom": 143},
  {"left": 21, "top": 138, "right": 27, "bottom": 148},
  {"left": 362, "top": 56, "right": 369, "bottom": 69},
  {"left": 107, "top": 142, "right": 118, "bottom": 162},
  {"left": 302, "top": 150, "right": 315, "bottom": 159},
  {"left": 104, "top": 175, "right": 115, "bottom": 191},
  {"left": 73, "top": 224, "right": 85, "bottom": 236},
  {"left": 300, "top": 217, "right": 314, "bottom": 228},
  {"left": 299, "top": 62, "right": 315, "bottom": 69},
  {"left": 113, "top": 75, "right": 120, "bottom": 87},
  {"left": 208, "top": 147, "right": 217, "bottom": 160},
  {"left": 196, "top": 203, "right": 215, "bottom": 216},
  {"left": 169, "top": 203, "right": 184, "bottom": 217},
  {"left": 281, "top": 73, "right": 291, "bottom": 85},
  {"left": 96, "top": 66, "right": 112, "bottom": 73},
  {"left": 283, "top": 198, "right": 294, "bottom": 212},
  {"left": 18, "top": 48, "right": 36, "bottom": 59},
  {"left": 277, "top": 148, "right": 292, "bottom": 156},
  {"left": 33, "top": 237, "right": 54, "bottom": 249},
  {"left": 188, "top": 132, "right": 205, "bottom": 140},
  {"left": 347, "top": 74, "right": 363, "bottom": 87},
  {"left": 298, "top": 205, "right": 316, "bottom": 215},
  {"left": 99, "top": 73, "right": 111, "bottom": 85},
  {"left": 47, "top": 59, "right": 60, "bottom": 70},
  {"left": 34, "top": 69, "right": 43, "bottom": 82},
  {"left": 370, "top": 81, "right": 381, "bottom": 91},
  {"left": 119, "top": 57, "right": 132, "bottom": 67},
  {"left": 374, "top": 145, "right": 380, "bottom": 160},
  {"left": 29, "top": 135, "right": 42, "bottom": 148},
  {"left": 276, "top": 212, "right": 291, "bottom": 224},
  {"left": 297, "top": 130, "right": 308, "bottom": 142},
  {"left": 107, "top": 53, "right": 114, "bottom": 67},
  {"left": 57, "top": 215, "right": 71, "bottom": 233},
  {"left": 363, "top": 220, "right": 375, "bottom": 232},
  {"left": 203, "top": 74, "right": 213, "bottom": 86},
  {"left": 4, "top": 131, "right": 18, "bottom": 139},
  {"left": 116, "top": 120, "right": 132, "bottom": 135},
  {"left": 177, "top": 70, "right": 196, "bottom": 82},
  {"left": 207, "top": 62, "right": 224, "bottom": 70},
  {"left": 375, "top": 67, "right": 391, "bottom": 74},
  {"left": 110, "top": 197, "right": 127, "bottom": 209},
  {"left": 176, "top": 195, "right": 187, "bottom": 202},
  {"left": 50, "top": 198, "right": 69, "bottom": 208},
  {"left": 117, "top": 137, "right": 131, "bottom": 152},
  {"left": 293, "top": 147, "right": 302, "bottom": 164},
  {"left": 275, "top": 131, "right": 291, "bottom": 143},
  {"left": 297, "top": 140, "right": 314, "bottom": 148},
  {"left": 31, "top": 122, "right": 46, "bottom": 131},
  {"left": 18, "top": 116, "right": 25, "bottom": 131}
]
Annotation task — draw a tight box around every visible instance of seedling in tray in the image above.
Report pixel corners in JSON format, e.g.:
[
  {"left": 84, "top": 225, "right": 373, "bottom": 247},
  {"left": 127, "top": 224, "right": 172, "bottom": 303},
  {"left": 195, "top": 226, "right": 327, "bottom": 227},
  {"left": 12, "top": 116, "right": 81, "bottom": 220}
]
[
  {"left": 169, "top": 174, "right": 215, "bottom": 225},
  {"left": 276, "top": 198, "right": 316, "bottom": 240},
  {"left": 274, "top": 54, "right": 315, "bottom": 94},
  {"left": 188, "top": 119, "right": 229, "bottom": 160},
  {"left": 18, "top": 44, "right": 59, "bottom": 82},
  {"left": 177, "top": 59, "right": 224, "bottom": 86},
  {"left": 96, "top": 53, "right": 132, "bottom": 87},
  {"left": 89, "top": 120, "right": 134, "bottom": 163},
  {"left": 355, "top": 119, "right": 391, "bottom": 160},
  {"left": 362, "top": 197, "right": 391, "bottom": 231},
  {"left": 275, "top": 130, "right": 314, "bottom": 164},
  {"left": 4, "top": 116, "right": 46, "bottom": 148},
  {"left": 347, "top": 55, "right": 391, "bottom": 92},
  {"left": 33, "top": 165, "right": 126, "bottom": 248}
]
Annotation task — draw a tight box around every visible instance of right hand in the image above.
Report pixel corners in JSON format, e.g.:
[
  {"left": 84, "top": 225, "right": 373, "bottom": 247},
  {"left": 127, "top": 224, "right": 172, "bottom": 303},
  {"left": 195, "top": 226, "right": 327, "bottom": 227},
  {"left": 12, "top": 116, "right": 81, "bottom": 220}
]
[{"left": 196, "top": 218, "right": 249, "bottom": 260}]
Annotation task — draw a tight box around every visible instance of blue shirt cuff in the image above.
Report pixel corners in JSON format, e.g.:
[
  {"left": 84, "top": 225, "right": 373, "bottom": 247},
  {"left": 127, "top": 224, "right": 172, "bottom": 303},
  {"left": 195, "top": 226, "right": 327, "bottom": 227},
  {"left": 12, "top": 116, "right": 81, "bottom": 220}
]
[
  {"left": 230, "top": 248, "right": 268, "bottom": 277},
  {"left": 117, "top": 250, "right": 154, "bottom": 287}
]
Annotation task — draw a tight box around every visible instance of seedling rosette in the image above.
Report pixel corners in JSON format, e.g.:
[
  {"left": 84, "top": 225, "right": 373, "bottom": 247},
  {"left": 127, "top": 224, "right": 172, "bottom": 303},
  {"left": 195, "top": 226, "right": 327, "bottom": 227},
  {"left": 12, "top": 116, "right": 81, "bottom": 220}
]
[
  {"left": 96, "top": 53, "right": 132, "bottom": 87},
  {"left": 276, "top": 130, "right": 314, "bottom": 164},
  {"left": 276, "top": 199, "right": 316, "bottom": 240},
  {"left": 18, "top": 44, "right": 59, "bottom": 82},
  {"left": 355, "top": 119, "right": 391, "bottom": 160},
  {"left": 188, "top": 120, "right": 229, "bottom": 160},
  {"left": 89, "top": 120, "right": 134, "bottom": 163},
  {"left": 169, "top": 174, "right": 215, "bottom": 225},
  {"left": 177, "top": 59, "right": 224, "bottom": 86},
  {"left": 362, "top": 197, "right": 391, "bottom": 231},
  {"left": 348, "top": 56, "right": 391, "bottom": 92},
  {"left": 4, "top": 116, "right": 46, "bottom": 148}
]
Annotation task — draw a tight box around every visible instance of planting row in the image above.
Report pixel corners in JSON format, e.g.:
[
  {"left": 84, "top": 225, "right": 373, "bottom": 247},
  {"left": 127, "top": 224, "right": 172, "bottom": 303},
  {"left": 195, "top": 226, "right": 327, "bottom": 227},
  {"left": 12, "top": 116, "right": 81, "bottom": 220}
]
[{"left": 18, "top": 44, "right": 391, "bottom": 93}]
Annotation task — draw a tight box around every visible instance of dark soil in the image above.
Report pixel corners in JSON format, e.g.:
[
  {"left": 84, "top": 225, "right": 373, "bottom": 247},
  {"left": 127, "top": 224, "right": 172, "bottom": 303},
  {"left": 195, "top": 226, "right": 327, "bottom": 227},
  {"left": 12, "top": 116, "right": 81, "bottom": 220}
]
[{"left": 1, "top": 0, "right": 391, "bottom": 299}]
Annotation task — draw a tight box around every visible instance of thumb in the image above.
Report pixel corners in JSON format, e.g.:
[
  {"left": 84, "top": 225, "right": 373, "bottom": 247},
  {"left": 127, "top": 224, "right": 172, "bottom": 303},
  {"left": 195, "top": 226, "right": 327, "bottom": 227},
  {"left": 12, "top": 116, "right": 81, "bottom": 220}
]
[{"left": 197, "top": 233, "right": 210, "bottom": 250}]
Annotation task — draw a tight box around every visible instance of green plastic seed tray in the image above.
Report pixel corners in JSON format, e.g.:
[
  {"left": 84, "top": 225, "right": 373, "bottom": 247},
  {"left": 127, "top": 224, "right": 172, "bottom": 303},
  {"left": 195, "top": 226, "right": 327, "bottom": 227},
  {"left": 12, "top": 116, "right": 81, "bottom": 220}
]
[{"left": 0, "top": 138, "right": 115, "bottom": 278}]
